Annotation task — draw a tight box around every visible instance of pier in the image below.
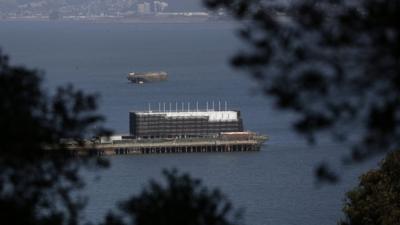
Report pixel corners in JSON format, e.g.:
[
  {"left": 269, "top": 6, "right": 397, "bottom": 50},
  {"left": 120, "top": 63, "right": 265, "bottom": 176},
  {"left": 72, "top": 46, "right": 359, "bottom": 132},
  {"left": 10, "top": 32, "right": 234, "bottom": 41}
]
[{"left": 67, "top": 136, "right": 267, "bottom": 156}]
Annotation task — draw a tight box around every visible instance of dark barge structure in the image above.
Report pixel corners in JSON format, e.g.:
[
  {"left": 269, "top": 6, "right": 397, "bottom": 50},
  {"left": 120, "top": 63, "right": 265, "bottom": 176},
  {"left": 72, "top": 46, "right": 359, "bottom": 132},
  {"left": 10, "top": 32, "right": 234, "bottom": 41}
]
[
  {"left": 67, "top": 107, "right": 268, "bottom": 156},
  {"left": 127, "top": 71, "right": 167, "bottom": 83}
]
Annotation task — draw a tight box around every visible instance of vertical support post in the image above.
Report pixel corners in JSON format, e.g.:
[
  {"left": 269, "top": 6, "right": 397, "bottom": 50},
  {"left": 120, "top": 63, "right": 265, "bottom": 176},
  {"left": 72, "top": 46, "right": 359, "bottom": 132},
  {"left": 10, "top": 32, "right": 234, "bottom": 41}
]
[
  {"left": 218, "top": 101, "right": 221, "bottom": 111},
  {"left": 163, "top": 102, "right": 166, "bottom": 112},
  {"left": 196, "top": 101, "right": 199, "bottom": 112},
  {"left": 212, "top": 101, "right": 215, "bottom": 111},
  {"left": 169, "top": 102, "right": 172, "bottom": 112},
  {"left": 176, "top": 102, "right": 178, "bottom": 112},
  {"left": 225, "top": 101, "right": 227, "bottom": 111},
  {"left": 206, "top": 101, "right": 209, "bottom": 111},
  {"left": 188, "top": 102, "right": 190, "bottom": 112}
]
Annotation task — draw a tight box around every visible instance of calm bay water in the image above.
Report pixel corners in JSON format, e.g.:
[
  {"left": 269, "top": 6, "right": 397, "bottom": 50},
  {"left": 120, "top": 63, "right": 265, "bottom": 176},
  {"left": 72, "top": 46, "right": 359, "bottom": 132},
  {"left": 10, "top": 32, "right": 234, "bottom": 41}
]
[{"left": 0, "top": 21, "right": 379, "bottom": 225}]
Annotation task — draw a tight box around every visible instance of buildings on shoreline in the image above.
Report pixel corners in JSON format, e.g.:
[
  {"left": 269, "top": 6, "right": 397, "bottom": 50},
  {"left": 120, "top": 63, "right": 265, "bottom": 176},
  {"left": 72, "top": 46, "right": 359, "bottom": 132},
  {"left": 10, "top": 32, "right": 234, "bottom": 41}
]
[{"left": 0, "top": 0, "right": 227, "bottom": 22}]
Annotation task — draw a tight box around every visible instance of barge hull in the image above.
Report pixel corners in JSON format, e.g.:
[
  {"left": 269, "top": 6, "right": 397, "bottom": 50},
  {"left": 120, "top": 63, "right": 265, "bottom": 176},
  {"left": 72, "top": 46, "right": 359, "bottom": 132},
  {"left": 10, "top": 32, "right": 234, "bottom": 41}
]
[{"left": 68, "top": 138, "right": 266, "bottom": 156}]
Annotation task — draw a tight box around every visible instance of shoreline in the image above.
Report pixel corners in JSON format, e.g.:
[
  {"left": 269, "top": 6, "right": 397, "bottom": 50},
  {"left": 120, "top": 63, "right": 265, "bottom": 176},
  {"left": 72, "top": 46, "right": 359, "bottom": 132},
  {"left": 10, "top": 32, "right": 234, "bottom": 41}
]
[{"left": 0, "top": 17, "right": 233, "bottom": 24}]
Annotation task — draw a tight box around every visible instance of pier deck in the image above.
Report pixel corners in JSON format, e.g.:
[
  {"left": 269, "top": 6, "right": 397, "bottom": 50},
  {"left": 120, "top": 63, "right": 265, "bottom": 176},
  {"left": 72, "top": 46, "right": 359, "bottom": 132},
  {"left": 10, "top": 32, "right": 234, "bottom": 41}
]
[{"left": 67, "top": 136, "right": 268, "bottom": 156}]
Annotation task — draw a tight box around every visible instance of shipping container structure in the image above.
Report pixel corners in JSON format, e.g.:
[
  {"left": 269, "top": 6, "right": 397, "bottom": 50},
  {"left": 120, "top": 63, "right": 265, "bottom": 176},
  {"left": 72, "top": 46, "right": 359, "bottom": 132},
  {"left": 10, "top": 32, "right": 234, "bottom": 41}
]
[{"left": 129, "top": 110, "right": 243, "bottom": 138}]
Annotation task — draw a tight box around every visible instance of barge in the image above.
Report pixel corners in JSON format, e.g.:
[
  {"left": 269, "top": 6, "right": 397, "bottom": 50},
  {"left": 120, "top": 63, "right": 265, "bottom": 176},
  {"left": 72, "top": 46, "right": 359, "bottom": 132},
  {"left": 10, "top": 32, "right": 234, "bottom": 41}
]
[
  {"left": 127, "top": 71, "right": 167, "bottom": 83},
  {"left": 67, "top": 133, "right": 268, "bottom": 156},
  {"left": 66, "top": 106, "right": 268, "bottom": 156}
]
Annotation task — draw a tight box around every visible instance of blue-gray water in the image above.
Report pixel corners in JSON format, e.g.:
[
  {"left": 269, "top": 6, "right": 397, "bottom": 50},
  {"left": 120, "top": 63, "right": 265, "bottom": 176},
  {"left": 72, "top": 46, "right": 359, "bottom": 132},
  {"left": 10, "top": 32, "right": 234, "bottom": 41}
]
[{"left": 0, "top": 22, "right": 379, "bottom": 225}]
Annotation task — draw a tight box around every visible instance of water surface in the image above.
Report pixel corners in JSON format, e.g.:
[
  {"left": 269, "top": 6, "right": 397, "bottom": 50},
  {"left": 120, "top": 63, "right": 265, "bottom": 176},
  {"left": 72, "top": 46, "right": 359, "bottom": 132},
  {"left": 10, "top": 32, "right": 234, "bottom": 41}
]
[{"left": 0, "top": 21, "right": 379, "bottom": 225}]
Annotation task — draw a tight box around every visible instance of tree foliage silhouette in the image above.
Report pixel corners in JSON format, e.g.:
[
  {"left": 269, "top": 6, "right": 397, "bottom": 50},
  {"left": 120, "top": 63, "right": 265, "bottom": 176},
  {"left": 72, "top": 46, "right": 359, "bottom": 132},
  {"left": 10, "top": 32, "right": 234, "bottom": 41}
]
[
  {"left": 204, "top": 0, "right": 400, "bottom": 180},
  {"left": 0, "top": 50, "right": 110, "bottom": 225},
  {"left": 340, "top": 149, "right": 400, "bottom": 225},
  {"left": 102, "top": 169, "right": 241, "bottom": 225}
]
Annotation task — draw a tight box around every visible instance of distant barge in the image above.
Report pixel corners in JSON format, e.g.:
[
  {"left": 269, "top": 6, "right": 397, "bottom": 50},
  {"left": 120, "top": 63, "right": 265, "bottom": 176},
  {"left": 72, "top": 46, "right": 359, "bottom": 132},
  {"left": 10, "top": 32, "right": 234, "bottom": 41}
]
[
  {"left": 127, "top": 71, "right": 167, "bottom": 83},
  {"left": 65, "top": 106, "right": 268, "bottom": 156}
]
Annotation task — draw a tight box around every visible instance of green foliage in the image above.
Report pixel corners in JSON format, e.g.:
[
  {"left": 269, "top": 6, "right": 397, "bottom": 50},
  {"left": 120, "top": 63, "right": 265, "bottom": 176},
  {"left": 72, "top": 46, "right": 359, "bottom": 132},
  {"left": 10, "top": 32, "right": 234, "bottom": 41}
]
[
  {"left": 340, "top": 150, "right": 400, "bottom": 225},
  {"left": 102, "top": 169, "right": 242, "bottom": 225}
]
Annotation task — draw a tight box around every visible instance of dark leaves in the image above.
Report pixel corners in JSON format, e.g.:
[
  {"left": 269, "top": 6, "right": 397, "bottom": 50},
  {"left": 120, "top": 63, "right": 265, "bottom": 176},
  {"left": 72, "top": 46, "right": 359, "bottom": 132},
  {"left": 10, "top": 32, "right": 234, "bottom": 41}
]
[
  {"left": 315, "top": 163, "right": 339, "bottom": 184},
  {"left": 297, "top": 70, "right": 327, "bottom": 93},
  {"left": 295, "top": 2, "right": 326, "bottom": 29},
  {"left": 107, "top": 169, "right": 241, "bottom": 225},
  {"left": 0, "top": 49, "right": 111, "bottom": 225},
  {"left": 294, "top": 114, "right": 333, "bottom": 143},
  {"left": 204, "top": 0, "right": 400, "bottom": 181}
]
